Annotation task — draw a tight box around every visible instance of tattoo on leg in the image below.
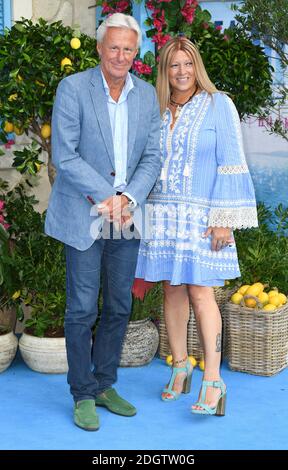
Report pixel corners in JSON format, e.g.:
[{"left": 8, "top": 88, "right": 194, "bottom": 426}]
[{"left": 216, "top": 333, "right": 221, "bottom": 352}]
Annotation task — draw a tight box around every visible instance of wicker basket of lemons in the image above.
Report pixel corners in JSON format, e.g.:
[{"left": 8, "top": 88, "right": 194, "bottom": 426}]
[{"left": 225, "top": 282, "right": 288, "bottom": 375}]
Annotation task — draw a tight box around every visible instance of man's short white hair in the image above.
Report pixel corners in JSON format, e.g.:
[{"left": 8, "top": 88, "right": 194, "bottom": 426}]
[{"left": 96, "top": 13, "right": 142, "bottom": 48}]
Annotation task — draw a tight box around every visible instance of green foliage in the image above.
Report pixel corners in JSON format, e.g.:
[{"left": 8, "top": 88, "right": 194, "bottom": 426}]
[
  {"left": 130, "top": 282, "right": 162, "bottom": 321},
  {"left": 232, "top": 0, "right": 287, "bottom": 140},
  {"left": 233, "top": 203, "right": 288, "bottom": 293},
  {"left": 0, "top": 181, "right": 66, "bottom": 335},
  {"left": 141, "top": 2, "right": 273, "bottom": 119},
  {"left": 12, "top": 141, "right": 42, "bottom": 176},
  {"left": 0, "top": 18, "right": 99, "bottom": 174},
  {"left": 25, "top": 292, "right": 65, "bottom": 337},
  {"left": 233, "top": 0, "right": 288, "bottom": 67},
  {"left": 195, "top": 27, "right": 273, "bottom": 119}
]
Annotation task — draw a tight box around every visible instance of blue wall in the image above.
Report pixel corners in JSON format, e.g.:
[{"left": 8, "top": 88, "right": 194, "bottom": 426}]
[{"left": 0, "top": 0, "right": 11, "bottom": 34}]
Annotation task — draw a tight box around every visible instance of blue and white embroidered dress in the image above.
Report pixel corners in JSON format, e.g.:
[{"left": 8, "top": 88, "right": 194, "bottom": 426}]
[{"left": 135, "top": 91, "right": 258, "bottom": 286}]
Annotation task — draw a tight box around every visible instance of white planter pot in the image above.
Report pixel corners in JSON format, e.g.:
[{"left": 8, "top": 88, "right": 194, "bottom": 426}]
[
  {"left": 120, "top": 318, "right": 159, "bottom": 367},
  {"left": 19, "top": 332, "right": 68, "bottom": 374},
  {"left": 0, "top": 331, "right": 18, "bottom": 373}
]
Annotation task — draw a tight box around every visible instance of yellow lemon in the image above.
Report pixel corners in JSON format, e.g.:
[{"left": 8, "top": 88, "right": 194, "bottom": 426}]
[
  {"left": 263, "top": 304, "right": 277, "bottom": 312},
  {"left": 14, "top": 125, "right": 24, "bottom": 136},
  {"left": 8, "top": 93, "right": 18, "bottom": 102},
  {"left": 268, "top": 290, "right": 278, "bottom": 298},
  {"left": 258, "top": 292, "right": 269, "bottom": 307},
  {"left": 278, "top": 293, "right": 287, "bottom": 305},
  {"left": 188, "top": 356, "right": 197, "bottom": 367},
  {"left": 252, "top": 282, "right": 264, "bottom": 293},
  {"left": 40, "top": 123, "right": 51, "bottom": 139},
  {"left": 35, "top": 80, "right": 45, "bottom": 87},
  {"left": 198, "top": 359, "right": 205, "bottom": 371},
  {"left": 166, "top": 354, "right": 173, "bottom": 366},
  {"left": 244, "top": 297, "right": 257, "bottom": 308},
  {"left": 4, "top": 121, "right": 14, "bottom": 133},
  {"left": 231, "top": 292, "right": 243, "bottom": 305},
  {"left": 12, "top": 290, "right": 21, "bottom": 300},
  {"left": 61, "top": 57, "right": 72, "bottom": 70},
  {"left": 269, "top": 295, "right": 281, "bottom": 307},
  {"left": 237, "top": 285, "right": 250, "bottom": 295},
  {"left": 70, "top": 37, "right": 81, "bottom": 49},
  {"left": 246, "top": 284, "right": 262, "bottom": 296}
]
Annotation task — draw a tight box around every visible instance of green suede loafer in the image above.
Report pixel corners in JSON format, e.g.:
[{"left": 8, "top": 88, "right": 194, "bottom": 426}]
[
  {"left": 95, "top": 388, "right": 137, "bottom": 417},
  {"left": 74, "top": 399, "right": 100, "bottom": 431}
]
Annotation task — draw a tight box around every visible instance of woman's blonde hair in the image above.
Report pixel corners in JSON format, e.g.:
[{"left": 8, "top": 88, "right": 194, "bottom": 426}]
[{"left": 156, "top": 37, "right": 218, "bottom": 115}]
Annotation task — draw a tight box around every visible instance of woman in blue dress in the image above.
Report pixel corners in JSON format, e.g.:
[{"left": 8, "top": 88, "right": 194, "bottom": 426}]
[{"left": 135, "top": 37, "right": 258, "bottom": 416}]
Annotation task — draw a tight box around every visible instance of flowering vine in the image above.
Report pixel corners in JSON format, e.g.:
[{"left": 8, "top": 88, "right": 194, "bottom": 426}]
[{"left": 99, "top": 0, "right": 132, "bottom": 15}]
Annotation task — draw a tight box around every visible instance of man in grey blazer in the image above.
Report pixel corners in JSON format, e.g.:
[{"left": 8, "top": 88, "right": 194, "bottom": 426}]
[{"left": 45, "top": 13, "right": 160, "bottom": 431}]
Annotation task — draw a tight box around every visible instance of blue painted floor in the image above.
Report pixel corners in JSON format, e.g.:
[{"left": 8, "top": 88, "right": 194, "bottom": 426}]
[{"left": 1, "top": 352, "right": 288, "bottom": 450}]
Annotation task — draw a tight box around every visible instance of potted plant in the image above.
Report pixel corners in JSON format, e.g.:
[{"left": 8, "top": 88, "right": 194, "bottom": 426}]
[
  {"left": 0, "top": 18, "right": 99, "bottom": 183},
  {"left": 0, "top": 179, "right": 67, "bottom": 373},
  {"left": 16, "top": 232, "right": 67, "bottom": 373},
  {"left": 120, "top": 281, "right": 162, "bottom": 367},
  {"left": 0, "top": 223, "right": 19, "bottom": 373}
]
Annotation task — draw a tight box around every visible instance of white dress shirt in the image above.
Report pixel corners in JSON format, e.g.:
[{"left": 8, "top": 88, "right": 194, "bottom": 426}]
[{"left": 101, "top": 70, "right": 136, "bottom": 207}]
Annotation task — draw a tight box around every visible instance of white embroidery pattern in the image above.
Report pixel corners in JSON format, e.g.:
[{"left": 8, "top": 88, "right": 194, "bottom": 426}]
[
  {"left": 208, "top": 206, "right": 258, "bottom": 229},
  {"left": 218, "top": 164, "right": 249, "bottom": 175},
  {"left": 185, "top": 93, "right": 211, "bottom": 195},
  {"left": 137, "top": 92, "right": 257, "bottom": 283},
  {"left": 160, "top": 93, "right": 206, "bottom": 194}
]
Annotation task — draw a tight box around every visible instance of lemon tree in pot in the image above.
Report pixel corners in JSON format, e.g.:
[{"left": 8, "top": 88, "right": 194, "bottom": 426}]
[
  {"left": 0, "top": 222, "right": 18, "bottom": 373},
  {"left": 120, "top": 281, "right": 162, "bottom": 367}
]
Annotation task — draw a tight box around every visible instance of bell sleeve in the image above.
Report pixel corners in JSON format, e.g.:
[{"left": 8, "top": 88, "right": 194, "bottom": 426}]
[{"left": 208, "top": 93, "right": 258, "bottom": 229}]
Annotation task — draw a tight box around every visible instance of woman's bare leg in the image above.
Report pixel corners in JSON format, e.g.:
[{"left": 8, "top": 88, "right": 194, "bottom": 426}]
[
  {"left": 188, "top": 285, "right": 224, "bottom": 409},
  {"left": 162, "top": 281, "right": 191, "bottom": 399}
]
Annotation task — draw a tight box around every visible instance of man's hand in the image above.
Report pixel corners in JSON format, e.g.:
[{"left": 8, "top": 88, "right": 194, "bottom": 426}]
[
  {"left": 202, "top": 226, "right": 234, "bottom": 251},
  {"left": 97, "top": 195, "right": 132, "bottom": 228}
]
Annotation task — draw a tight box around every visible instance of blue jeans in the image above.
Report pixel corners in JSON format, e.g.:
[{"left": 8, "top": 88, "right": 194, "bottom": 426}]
[{"left": 64, "top": 226, "right": 140, "bottom": 402}]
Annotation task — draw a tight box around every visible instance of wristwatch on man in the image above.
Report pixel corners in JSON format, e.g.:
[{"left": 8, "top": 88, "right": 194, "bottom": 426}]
[{"left": 116, "top": 191, "right": 136, "bottom": 210}]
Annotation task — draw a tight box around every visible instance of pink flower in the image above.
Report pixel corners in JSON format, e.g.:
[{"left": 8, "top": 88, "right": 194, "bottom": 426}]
[
  {"left": 153, "top": 10, "right": 166, "bottom": 32},
  {"left": 181, "top": 1, "right": 196, "bottom": 24},
  {"left": 115, "top": 1, "right": 130, "bottom": 13},
  {"left": 152, "top": 32, "right": 171, "bottom": 49},
  {"left": 223, "top": 35, "right": 230, "bottom": 41},
  {"left": 215, "top": 25, "right": 222, "bottom": 31},
  {"left": 0, "top": 214, "right": 4, "bottom": 223},
  {"left": 4, "top": 139, "right": 15, "bottom": 149},
  {"left": 146, "top": 1, "right": 155, "bottom": 11},
  {"left": 102, "top": 2, "right": 113, "bottom": 14},
  {"left": 0, "top": 200, "right": 5, "bottom": 211},
  {"left": 151, "top": 9, "right": 161, "bottom": 19},
  {"left": 132, "top": 60, "right": 152, "bottom": 75},
  {"left": 3, "top": 223, "right": 10, "bottom": 230},
  {"left": 202, "top": 22, "right": 209, "bottom": 29},
  {"left": 102, "top": 1, "right": 129, "bottom": 14}
]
